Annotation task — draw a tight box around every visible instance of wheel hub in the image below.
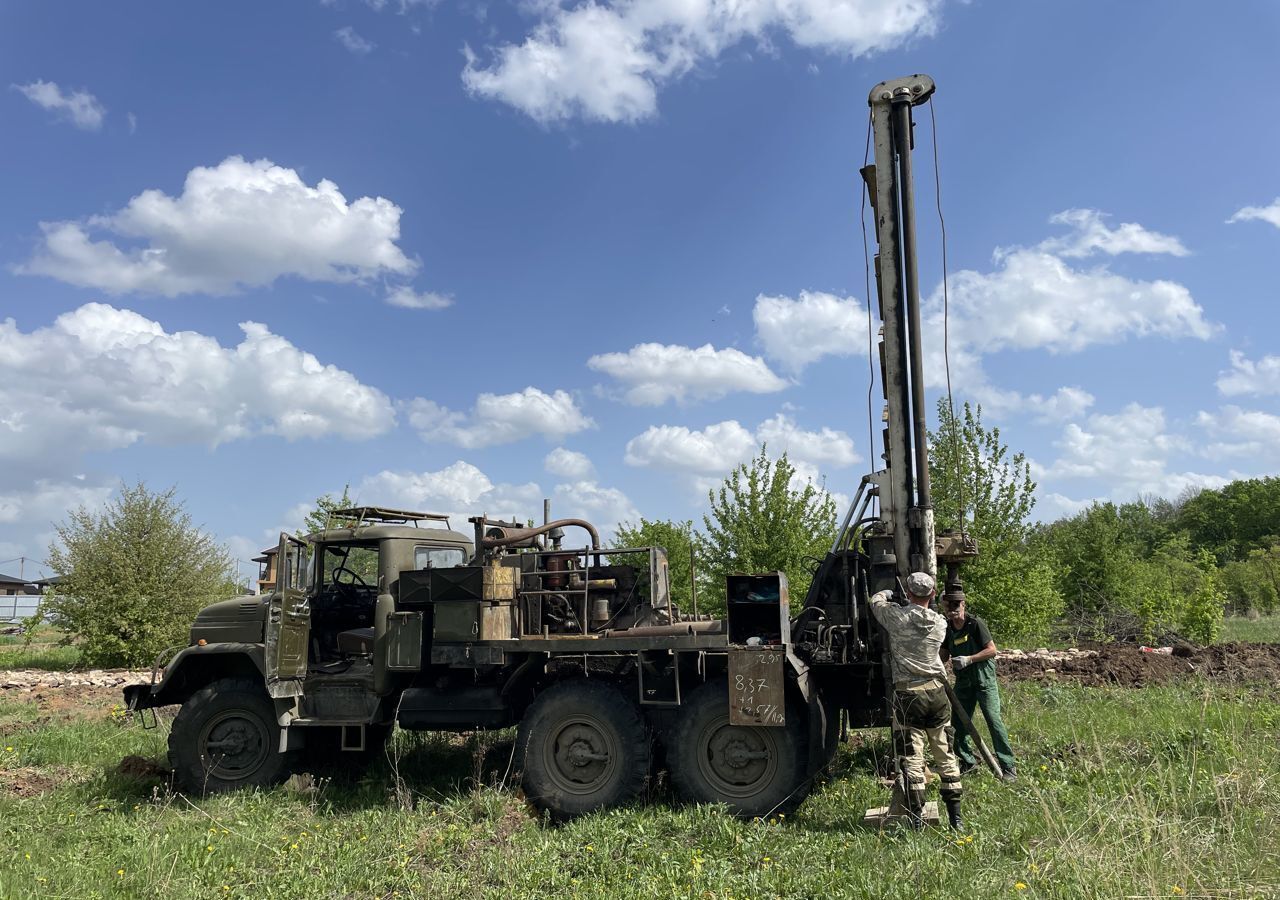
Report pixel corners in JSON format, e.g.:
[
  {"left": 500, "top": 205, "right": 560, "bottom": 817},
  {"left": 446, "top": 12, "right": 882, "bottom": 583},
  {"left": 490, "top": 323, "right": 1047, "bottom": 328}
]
[
  {"left": 546, "top": 719, "right": 616, "bottom": 795},
  {"left": 698, "top": 719, "right": 778, "bottom": 797},
  {"left": 200, "top": 711, "right": 269, "bottom": 777}
]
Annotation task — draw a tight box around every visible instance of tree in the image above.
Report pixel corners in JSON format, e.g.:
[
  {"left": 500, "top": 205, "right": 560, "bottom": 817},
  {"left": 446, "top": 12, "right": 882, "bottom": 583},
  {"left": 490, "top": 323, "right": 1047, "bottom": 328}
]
[
  {"left": 613, "top": 518, "right": 697, "bottom": 613},
  {"left": 929, "top": 400, "right": 1063, "bottom": 642},
  {"left": 299, "top": 484, "right": 377, "bottom": 583},
  {"left": 696, "top": 447, "right": 837, "bottom": 614},
  {"left": 45, "top": 482, "right": 240, "bottom": 667}
]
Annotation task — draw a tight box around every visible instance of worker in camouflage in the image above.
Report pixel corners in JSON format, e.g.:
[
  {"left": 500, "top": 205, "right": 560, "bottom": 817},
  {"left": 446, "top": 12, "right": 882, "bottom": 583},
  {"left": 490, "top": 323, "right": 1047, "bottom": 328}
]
[
  {"left": 942, "top": 596, "right": 1017, "bottom": 780},
  {"left": 869, "top": 572, "right": 963, "bottom": 830}
]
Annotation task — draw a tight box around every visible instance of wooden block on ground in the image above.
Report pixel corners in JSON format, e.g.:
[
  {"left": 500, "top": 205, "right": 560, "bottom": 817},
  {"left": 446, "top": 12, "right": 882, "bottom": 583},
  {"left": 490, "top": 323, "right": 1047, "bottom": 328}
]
[{"left": 863, "top": 801, "right": 939, "bottom": 829}]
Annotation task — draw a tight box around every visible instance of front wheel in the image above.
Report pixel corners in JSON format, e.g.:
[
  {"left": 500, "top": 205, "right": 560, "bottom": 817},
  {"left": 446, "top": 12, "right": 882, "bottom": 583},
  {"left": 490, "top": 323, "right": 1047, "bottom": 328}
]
[
  {"left": 517, "top": 679, "right": 650, "bottom": 822},
  {"left": 667, "top": 678, "right": 809, "bottom": 819},
  {"left": 168, "top": 677, "right": 291, "bottom": 795}
]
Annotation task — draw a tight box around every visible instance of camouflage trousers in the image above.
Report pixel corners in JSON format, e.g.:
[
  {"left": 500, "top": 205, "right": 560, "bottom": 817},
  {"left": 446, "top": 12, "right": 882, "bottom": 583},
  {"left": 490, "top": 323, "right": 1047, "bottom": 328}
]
[{"left": 892, "top": 680, "right": 963, "bottom": 799}]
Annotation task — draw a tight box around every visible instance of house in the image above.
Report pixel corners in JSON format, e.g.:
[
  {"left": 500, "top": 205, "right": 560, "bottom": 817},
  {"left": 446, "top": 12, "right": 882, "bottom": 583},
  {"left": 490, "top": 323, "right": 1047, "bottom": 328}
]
[
  {"left": 0, "top": 573, "right": 33, "bottom": 596},
  {"left": 253, "top": 547, "right": 278, "bottom": 594}
]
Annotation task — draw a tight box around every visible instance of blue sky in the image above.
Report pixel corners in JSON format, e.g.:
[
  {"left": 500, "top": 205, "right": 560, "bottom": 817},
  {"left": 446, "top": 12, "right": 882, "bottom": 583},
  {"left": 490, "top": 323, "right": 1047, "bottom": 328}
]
[{"left": 3, "top": 1, "right": 1280, "bottom": 586}]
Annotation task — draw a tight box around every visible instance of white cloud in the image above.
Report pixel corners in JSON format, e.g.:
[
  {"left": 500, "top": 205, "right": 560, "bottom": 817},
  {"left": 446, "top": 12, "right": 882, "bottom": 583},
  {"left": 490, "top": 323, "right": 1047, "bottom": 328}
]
[
  {"left": 0, "top": 478, "right": 114, "bottom": 527},
  {"left": 545, "top": 447, "right": 595, "bottom": 480},
  {"left": 335, "top": 26, "right": 376, "bottom": 54},
  {"left": 127, "top": 112, "right": 137, "bottom": 134},
  {"left": 19, "top": 156, "right": 418, "bottom": 296},
  {"left": 552, "top": 480, "right": 639, "bottom": 533},
  {"left": 587, "top": 342, "right": 786, "bottom": 405},
  {"left": 354, "top": 459, "right": 638, "bottom": 539},
  {"left": 1038, "top": 209, "right": 1189, "bottom": 258},
  {"left": 359, "top": 461, "right": 543, "bottom": 526},
  {"left": 386, "top": 285, "right": 453, "bottom": 310},
  {"left": 0, "top": 303, "right": 396, "bottom": 480},
  {"left": 625, "top": 413, "right": 857, "bottom": 487},
  {"left": 12, "top": 80, "right": 106, "bottom": 130},
  {"left": 408, "top": 387, "right": 593, "bottom": 448},
  {"left": 1036, "top": 403, "right": 1228, "bottom": 500},
  {"left": 1228, "top": 198, "right": 1280, "bottom": 230},
  {"left": 1217, "top": 350, "right": 1280, "bottom": 397},
  {"left": 921, "top": 210, "right": 1213, "bottom": 412},
  {"left": 461, "top": 0, "right": 941, "bottom": 124},
  {"left": 752, "top": 290, "right": 872, "bottom": 374},
  {"left": 1197, "top": 406, "right": 1280, "bottom": 460}
]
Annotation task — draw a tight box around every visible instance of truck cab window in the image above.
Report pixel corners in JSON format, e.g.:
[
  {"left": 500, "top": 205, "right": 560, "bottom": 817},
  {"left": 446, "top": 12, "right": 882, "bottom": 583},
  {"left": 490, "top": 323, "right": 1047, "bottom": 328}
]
[{"left": 414, "top": 546, "right": 466, "bottom": 569}]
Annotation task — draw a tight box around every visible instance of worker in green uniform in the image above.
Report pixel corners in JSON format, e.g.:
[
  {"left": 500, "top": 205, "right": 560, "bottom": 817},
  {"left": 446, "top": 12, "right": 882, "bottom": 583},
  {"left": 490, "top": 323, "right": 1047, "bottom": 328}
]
[{"left": 941, "top": 596, "right": 1017, "bottom": 781}]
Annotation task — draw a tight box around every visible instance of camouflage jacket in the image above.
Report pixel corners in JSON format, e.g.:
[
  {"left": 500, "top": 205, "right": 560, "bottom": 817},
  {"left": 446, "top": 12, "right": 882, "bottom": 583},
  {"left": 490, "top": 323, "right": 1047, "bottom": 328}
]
[{"left": 869, "top": 589, "right": 947, "bottom": 686}]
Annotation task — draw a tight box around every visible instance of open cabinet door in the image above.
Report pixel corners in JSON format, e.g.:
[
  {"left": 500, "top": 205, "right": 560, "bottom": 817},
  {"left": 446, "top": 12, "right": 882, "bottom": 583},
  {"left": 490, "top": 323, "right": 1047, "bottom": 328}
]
[{"left": 265, "top": 532, "right": 310, "bottom": 699}]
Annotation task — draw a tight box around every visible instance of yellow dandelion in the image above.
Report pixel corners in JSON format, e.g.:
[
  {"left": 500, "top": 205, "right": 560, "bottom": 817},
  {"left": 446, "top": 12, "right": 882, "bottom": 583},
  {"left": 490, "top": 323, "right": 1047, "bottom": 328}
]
[
  {"left": 1014, "top": 883, "right": 1027, "bottom": 892},
  {"left": 117, "top": 869, "right": 125, "bottom": 877},
  {"left": 1172, "top": 889, "right": 1184, "bottom": 896},
  {"left": 4, "top": 746, "right": 12, "bottom": 752},
  {"left": 206, "top": 846, "right": 214, "bottom": 852}
]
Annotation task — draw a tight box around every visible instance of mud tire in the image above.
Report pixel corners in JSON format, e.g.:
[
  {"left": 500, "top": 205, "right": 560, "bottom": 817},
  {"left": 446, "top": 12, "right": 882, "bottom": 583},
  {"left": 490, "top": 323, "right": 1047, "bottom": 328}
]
[
  {"left": 668, "top": 678, "right": 809, "bottom": 819},
  {"left": 168, "top": 677, "right": 291, "bottom": 795},
  {"left": 517, "top": 679, "right": 649, "bottom": 822}
]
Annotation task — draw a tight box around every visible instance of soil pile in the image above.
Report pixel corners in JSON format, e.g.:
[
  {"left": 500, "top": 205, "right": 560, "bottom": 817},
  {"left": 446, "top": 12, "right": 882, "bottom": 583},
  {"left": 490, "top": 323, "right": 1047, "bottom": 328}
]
[{"left": 999, "top": 642, "right": 1280, "bottom": 687}]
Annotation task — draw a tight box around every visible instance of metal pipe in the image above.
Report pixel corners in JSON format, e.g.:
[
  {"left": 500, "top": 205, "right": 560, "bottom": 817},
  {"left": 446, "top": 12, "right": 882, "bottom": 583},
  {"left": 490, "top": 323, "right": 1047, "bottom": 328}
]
[
  {"left": 891, "top": 94, "right": 931, "bottom": 508},
  {"left": 604, "top": 621, "right": 724, "bottom": 638},
  {"left": 479, "top": 518, "right": 602, "bottom": 550},
  {"left": 830, "top": 477, "right": 870, "bottom": 554}
]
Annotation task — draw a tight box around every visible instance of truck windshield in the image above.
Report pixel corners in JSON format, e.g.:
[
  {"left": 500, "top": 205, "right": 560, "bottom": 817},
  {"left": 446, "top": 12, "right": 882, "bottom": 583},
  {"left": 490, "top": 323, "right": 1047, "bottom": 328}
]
[
  {"left": 323, "top": 541, "right": 380, "bottom": 587},
  {"left": 414, "top": 546, "right": 466, "bottom": 569}
]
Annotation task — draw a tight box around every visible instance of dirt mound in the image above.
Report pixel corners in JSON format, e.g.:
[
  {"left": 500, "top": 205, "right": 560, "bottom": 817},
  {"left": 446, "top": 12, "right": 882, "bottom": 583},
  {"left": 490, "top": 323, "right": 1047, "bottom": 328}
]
[{"left": 1000, "top": 642, "right": 1280, "bottom": 687}]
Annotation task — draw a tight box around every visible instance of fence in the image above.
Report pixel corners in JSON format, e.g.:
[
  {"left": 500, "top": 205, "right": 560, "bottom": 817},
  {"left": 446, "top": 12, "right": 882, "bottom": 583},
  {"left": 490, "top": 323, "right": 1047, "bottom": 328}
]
[{"left": 1, "top": 595, "right": 43, "bottom": 623}]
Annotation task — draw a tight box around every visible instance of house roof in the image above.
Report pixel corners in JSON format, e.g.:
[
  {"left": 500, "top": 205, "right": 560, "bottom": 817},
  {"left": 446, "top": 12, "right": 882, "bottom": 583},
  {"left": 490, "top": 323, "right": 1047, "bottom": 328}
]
[{"left": 0, "top": 573, "right": 30, "bottom": 586}]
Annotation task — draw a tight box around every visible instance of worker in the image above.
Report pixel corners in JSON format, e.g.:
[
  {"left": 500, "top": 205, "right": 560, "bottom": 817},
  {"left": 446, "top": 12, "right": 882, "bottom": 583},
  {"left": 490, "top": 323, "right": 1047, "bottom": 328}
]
[
  {"left": 941, "top": 596, "right": 1017, "bottom": 781},
  {"left": 869, "top": 572, "right": 963, "bottom": 830}
]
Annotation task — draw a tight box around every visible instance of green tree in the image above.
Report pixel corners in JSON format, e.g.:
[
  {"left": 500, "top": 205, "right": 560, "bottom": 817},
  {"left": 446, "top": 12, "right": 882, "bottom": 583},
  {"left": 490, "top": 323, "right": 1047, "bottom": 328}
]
[
  {"left": 696, "top": 447, "right": 837, "bottom": 614},
  {"left": 299, "top": 484, "right": 356, "bottom": 537},
  {"left": 929, "top": 400, "right": 1062, "bottom": 642},
  {"left": 45, "top": 482, "right": 240, "bottom": 667},
  {"left": 613, "top": 518, "right": 697, "bottom": 613}
]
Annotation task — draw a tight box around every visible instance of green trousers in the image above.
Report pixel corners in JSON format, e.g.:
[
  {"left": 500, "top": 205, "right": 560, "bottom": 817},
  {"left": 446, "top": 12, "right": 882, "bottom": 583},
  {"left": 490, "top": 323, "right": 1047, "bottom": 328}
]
[{"left": 953, "top": 678, "right": 1016, "bottom": 773}]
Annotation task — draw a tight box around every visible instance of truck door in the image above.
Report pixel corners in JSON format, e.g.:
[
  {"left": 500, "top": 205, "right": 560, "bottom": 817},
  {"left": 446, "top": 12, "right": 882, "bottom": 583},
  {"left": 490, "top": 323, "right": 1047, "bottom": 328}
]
[{"left": 265, "top": 533, "right": 311, "bottom": 699}]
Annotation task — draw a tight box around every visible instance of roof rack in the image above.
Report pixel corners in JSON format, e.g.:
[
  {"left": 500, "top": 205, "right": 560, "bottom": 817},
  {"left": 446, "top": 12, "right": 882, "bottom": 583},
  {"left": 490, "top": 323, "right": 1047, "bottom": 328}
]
[{"left": 327, "top": 507, "right": 452, "bottom": 529}]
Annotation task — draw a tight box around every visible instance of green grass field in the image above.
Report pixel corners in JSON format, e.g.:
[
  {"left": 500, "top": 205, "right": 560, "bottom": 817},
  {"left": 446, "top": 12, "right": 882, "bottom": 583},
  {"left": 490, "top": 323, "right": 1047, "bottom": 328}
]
[
  {"left": 1220, "top": 614, "right": 1280, "bottom": 645},
  {"left": 2, "top": 677, "right": 1277, "bottom": 899}
]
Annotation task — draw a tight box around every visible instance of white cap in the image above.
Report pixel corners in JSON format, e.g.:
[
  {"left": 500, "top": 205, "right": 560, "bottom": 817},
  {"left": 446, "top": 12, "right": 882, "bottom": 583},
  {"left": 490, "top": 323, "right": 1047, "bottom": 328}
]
[{"left": 905, "top": 571, "right": 936, "bottom": 598}]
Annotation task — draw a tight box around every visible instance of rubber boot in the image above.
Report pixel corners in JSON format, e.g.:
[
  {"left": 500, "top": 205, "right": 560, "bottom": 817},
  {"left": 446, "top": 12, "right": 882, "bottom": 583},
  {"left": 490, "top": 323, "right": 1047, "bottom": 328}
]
[
  {"left": 942, "top": 793, "right": 963, "bottom": 831},
  {"left": 906, "top": 790, "right": 927, "bottom": 830}
]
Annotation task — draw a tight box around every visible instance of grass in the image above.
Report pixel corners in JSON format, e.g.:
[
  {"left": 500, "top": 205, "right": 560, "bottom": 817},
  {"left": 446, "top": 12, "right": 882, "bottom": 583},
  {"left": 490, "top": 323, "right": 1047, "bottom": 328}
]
[
  {"left": 0, "top": 628, "right": 81, "bottom": 671},
  {"left": 2, "top": 679, "right": 1278, "bottom": 899},
  {"left": 1220, "top": 613, "right": 1280, "bottom": 644}
]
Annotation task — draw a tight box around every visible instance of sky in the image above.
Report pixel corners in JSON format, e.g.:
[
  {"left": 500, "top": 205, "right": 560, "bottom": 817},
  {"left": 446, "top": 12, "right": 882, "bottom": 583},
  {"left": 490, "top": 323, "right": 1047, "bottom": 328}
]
[{"left": 3, "top": 1, "right": 1280, "bottom": 586}]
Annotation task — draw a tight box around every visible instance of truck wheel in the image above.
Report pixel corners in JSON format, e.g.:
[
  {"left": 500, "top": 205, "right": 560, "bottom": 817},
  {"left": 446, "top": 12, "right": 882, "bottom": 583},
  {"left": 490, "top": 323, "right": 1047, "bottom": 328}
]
[
  {"left": 168, "top": 677, "right": 291, "bottom": 795},
  {"left": 668, "top": 679, "right": 809, "bottom": 819},
  {"left": 517, "top": 680, "right": 649, "bottom": 822}
]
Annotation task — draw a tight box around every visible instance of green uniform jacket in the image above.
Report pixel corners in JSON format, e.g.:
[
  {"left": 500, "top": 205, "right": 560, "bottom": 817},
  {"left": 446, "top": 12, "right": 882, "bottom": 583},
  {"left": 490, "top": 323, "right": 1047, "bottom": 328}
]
[{"left": 945, "top": 613, "right": 997, "bottom": 689}]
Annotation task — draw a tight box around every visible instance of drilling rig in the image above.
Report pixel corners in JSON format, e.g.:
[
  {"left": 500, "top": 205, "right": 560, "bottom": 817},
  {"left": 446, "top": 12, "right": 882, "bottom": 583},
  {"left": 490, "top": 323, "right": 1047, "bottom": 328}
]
[{"left": 126, "top": 73, "right": 980, "bottom": 823}]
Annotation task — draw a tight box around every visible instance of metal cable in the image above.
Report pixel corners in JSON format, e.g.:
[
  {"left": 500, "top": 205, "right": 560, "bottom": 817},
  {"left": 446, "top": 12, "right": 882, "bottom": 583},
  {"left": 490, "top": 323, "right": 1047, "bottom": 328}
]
[
  {"left": 860, "top": 110, "right": 876, "bottom": 518},
  {"left": 928, "top": 98, "right": 966, "bottom": 533}
]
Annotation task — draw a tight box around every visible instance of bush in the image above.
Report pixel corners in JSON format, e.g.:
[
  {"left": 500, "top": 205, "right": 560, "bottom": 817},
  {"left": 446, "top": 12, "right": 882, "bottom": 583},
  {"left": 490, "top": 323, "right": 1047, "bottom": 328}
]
[{"left": 45, "top": 482, "right": 241, "bottom": 667}]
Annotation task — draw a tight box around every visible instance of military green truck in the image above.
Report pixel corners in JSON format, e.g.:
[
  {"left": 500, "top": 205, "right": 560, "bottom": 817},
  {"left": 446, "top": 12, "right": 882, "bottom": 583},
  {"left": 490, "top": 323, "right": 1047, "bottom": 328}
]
[
  {"left": 126, "top": 505, "right": 841, "bottom": 820},
  {"left": 126, "top": 73, "right": 981, "bottom": 822}
]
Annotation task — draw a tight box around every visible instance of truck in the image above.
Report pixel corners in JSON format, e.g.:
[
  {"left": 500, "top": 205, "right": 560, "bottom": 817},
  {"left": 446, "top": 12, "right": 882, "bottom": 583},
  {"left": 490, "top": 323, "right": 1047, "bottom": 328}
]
[{"left": 125, "top": 73, "right": 975, "bottom": 822}]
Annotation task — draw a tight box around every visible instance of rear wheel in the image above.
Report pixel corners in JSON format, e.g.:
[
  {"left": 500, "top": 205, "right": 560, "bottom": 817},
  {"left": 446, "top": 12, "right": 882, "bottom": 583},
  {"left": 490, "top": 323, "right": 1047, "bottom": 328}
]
[
  {"left": 668, "top": 678, "right": 809, "bottom": 819},
  {"left": 168, "top": 677, "right": 291, "bottom": 795},
  {"left": 517, "top": 680, "right": 649, "bottom": 822}
]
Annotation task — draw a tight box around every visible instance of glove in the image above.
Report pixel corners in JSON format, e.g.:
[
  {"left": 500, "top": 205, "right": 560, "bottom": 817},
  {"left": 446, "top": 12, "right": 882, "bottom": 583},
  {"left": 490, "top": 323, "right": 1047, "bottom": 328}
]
[{"left": 952, "top": 656, "right": 971, "bottom": 671}]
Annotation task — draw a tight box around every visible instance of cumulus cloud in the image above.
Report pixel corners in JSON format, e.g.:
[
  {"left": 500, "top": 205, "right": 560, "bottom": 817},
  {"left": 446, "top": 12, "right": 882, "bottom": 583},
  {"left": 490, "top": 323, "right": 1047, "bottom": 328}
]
[
  {"left": 0, "top": 303, "right": 396, "bottom": 480},
  {"left": 461, "top": 0, "right": 941, "bottom": 124},
  {"left": 752, "top": 290, "right": 873, "bottom": 374},
  {"left": 1216, "top": 350, "right": 1280, "bottom": 397},
  {"left": 545, "top": 447, "right": 595, "bottom": 480},
  {"left": 408, "top": 387, "right": 593, "bottom": 448},
  {"left": 19, "top": 156, "right": 418, "bottom": 296},
  {"left": 922, "top": 209, "right": 1213, "bottom": 413},
  {"left": 1228, "top": 198, "right": 1280, "bottom": 230},
  {"left": 356, "top": 459, "right": 638, "bottom": 536},
  {"left": 334, "top": 26, "right": 376, "bottom": 54},
  {"left": 588, "top": 342, "right": 786, "bottom": 405},
  {"left": 625, "top": 412, "right": 857, "bottom": 491},
  {"left": 1197, "top": 406, "right": 1280, "bottom": 460},
  {"left": 12, "top": 80, "right": 106, "bottom": 130},
  {"left": 1036, "top": 403, "right": 1227, "bottom": 500},
  {"left": 0, "top": 478, "right": 114, "bottom": 527},
  {"left": 385, "top": 285, "right": 453, "bottom": 310},
  {"left": 1038, "top": 209, "right": 1189, "bottom": 258}
]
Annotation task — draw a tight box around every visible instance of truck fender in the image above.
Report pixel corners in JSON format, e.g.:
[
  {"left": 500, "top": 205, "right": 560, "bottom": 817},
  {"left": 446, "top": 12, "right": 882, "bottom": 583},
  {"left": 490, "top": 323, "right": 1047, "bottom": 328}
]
[
  {"left": 784, "top": 648, "right": 832, "bottom": 776},
  {"left": 123, "top": 643, "right": 266, "bottom": 711}
]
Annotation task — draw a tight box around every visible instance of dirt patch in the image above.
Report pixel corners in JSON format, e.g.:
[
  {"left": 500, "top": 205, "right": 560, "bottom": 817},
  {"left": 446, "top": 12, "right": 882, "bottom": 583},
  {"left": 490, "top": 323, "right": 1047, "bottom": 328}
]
[
  {"left": 0, "top": 764, "right": 82, "bottom": 798},
  {"left": 115, "top": 754, "right": 169, "bottom": 780},
  {"left": 999, "top": 642, "right": 1280, "bottom": 687}
]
